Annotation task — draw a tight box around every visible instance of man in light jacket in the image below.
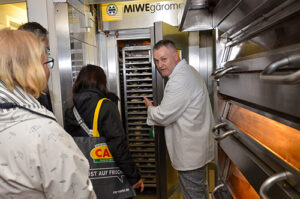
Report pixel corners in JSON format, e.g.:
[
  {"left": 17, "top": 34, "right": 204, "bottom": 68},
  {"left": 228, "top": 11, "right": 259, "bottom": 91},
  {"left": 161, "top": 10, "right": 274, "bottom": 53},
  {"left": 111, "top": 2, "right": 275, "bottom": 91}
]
[{"left": 144, "top": 40, "right": 214, "bottom": 199}]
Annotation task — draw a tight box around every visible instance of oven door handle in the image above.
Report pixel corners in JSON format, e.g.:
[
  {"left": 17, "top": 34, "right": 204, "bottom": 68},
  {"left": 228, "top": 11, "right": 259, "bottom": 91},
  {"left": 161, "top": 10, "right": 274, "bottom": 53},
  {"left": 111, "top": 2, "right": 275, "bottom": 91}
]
[
  {"left": 212, "top": 122, "right": 227, "bottom": 133},
  {"left": 214, "top": 66, "right": 239, "bottom": 80},
  {"left": 211, "top": 66, "right": 239, "bottom": 80},
  {"left": 259, "top": 171, "right": 294, "bottom": 199},
  {"left": 214, "top": 129, "right": 237, "bottom": 141},
  {"left": 260, "top": 55, "right": 300, "bottom": 84},
  {"left": 260, "top": 70, "right": 300, "bottom": 84},
  {"left": 211, "top": 183, "right": 225, "bottom": 199},
  {"left": 210, "top": 67, "right": 226, "bottom": 78}
]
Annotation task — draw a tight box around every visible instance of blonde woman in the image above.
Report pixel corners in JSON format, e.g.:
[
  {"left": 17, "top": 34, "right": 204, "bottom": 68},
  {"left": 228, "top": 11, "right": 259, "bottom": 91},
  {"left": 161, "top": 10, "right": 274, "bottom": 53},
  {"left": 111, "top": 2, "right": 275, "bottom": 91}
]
[{"left": 0, "top": 29, "right": 96, "bottom": 199}]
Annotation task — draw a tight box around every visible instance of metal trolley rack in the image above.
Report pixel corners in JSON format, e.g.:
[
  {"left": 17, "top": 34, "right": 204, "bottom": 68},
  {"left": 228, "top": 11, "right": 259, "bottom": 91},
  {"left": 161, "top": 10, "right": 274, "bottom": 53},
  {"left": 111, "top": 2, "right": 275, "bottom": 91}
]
[{"left": 122, "top": 45, "right": 156, "bottom": 188}]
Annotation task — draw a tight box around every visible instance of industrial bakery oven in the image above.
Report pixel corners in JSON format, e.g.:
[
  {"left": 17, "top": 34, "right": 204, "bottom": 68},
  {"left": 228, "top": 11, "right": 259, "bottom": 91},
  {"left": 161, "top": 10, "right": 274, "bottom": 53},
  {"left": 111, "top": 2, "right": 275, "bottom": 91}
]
[{"left": 210, "top": 0, "right": 300, "bottom": 198}]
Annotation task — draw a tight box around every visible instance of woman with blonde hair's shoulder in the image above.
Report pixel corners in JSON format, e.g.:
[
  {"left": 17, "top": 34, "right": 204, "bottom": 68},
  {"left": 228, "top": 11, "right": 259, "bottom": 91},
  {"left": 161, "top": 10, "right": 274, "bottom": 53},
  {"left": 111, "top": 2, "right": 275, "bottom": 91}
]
[{"left": 0, "top": 29, "right": 96, "bottom": 199}]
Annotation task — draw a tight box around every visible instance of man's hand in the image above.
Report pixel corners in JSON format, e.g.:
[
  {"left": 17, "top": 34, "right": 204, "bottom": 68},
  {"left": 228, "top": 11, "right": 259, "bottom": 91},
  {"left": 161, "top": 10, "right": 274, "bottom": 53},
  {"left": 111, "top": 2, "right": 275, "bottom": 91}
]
[
  {"left": 133, "top": 178, "right": 144, "bottom": 192},
  {"left": 144, "top": 97, "right": 153, "bottom": 108}
]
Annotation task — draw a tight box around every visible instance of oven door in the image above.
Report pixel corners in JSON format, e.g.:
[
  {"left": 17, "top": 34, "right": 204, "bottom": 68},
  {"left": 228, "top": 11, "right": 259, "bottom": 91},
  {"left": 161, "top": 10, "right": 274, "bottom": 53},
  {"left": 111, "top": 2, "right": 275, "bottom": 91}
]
[{"left": 212, "top": 98, "right": 300, "bottom": 199}]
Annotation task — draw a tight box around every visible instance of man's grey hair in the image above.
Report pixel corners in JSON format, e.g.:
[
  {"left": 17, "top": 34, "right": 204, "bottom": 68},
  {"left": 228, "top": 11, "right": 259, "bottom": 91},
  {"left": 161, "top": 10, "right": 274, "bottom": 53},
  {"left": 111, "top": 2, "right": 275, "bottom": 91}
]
[
  {"left": 153, "top": 40, "right": 177, "bottom": 51},
  {"left": 18, "top": 22, "right": 48, "bottom": 42}
]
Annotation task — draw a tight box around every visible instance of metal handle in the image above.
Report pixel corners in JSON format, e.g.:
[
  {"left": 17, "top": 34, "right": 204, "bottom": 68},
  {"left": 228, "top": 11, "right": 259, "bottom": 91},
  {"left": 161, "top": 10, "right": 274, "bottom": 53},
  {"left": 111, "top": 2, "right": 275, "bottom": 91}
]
[
  {"left": 214, "top": 129, "right": 237, "bottom": 141},
  {"left": 214, "top": 66, "right": 239, "bottom": 80},
  {"left": 212, "top": 184, "right": 225, "bottom": 199},
  {"left": 210, "top": 68, "right": 226, "bottom": 78},
  {"left": 260, "top": 171, "right": 294, "bottom": 199},
  {"left": 260, "top": 70, "right": 300, "bottom": 84},
  {"left": 260, "top": 54, "right": 300, "bottom": 84},
  {"left": 212, "top": 122, "right": 227, "bottom": 133}
]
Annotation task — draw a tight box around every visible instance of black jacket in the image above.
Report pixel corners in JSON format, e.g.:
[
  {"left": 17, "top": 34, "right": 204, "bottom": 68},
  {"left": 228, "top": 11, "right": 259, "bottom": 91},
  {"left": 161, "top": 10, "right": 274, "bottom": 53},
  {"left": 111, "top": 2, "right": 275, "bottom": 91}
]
[{"left": 64, "top": 88, "right": 141, "bottom": 185}]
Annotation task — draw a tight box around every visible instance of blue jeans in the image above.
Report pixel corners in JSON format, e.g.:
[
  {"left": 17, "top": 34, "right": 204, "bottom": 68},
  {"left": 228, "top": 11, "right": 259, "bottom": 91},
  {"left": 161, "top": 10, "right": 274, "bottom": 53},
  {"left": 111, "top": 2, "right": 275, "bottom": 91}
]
[{"left": 178, "top": 165, "right": 209, "bottom": 199}]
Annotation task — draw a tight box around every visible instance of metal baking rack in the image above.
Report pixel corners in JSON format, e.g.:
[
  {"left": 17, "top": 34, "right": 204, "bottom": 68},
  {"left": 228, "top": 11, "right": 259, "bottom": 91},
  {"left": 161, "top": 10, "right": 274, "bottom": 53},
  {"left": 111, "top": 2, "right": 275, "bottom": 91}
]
[{"left": 122, "top": 46, "right": 156, "bottom": 188}]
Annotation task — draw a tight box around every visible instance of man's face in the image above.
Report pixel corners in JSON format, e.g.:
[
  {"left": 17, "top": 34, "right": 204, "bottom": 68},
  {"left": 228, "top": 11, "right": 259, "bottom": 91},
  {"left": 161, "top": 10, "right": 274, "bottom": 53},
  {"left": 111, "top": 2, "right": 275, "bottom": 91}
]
[{"left": 153, "top": 46, "right": 179, "bottom": 77}]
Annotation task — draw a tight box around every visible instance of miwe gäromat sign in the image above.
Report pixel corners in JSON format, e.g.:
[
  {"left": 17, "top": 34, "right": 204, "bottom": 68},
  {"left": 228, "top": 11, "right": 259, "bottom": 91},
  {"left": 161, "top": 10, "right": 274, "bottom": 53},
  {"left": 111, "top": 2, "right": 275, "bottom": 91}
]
[{"left": 101, "top": 0, "right": 185, "bottom": 30}]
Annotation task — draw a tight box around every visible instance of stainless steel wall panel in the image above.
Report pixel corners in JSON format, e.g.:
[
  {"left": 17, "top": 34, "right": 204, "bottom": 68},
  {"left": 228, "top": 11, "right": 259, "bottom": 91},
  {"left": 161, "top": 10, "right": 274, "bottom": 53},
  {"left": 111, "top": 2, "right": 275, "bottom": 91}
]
[
  {"left": 106, "top": 36, "right": 120, "bottom": 96},
  {"left": 189, "top": 31, "right": 200, "bottom": 71},
  {"left": 97, "top": 32, "right": 108, "bottom": 75},
  {"left": 153, "top": 23, "right": 165, "bottom": 104},
  {"left": 54, "top": 2, "right": 74, "bottom": 125},
  {"left": 27, "top": 0, "right": 66, "bottom": 124},
  {"left": 199, "top": 31, "right": 214, "bottom": 97},
  {"left": 189, "top": 31, "right": 214, "bottom": 99}
]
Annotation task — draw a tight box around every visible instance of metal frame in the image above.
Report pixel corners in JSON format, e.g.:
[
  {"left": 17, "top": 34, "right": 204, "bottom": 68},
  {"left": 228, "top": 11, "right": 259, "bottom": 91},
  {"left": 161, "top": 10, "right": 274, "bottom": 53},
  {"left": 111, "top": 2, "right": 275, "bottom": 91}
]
[
  {"left": 151, "top": 24, "right": 168, "bottom": 199},
  {"left": 53, "top": 2, "right": 74, "bottom": 125}
]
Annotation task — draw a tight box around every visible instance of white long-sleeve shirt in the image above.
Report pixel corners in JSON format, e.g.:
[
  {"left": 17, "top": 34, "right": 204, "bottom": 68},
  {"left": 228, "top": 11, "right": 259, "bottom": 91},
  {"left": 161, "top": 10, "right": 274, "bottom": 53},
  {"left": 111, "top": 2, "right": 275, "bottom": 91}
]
[{"left": 147, "top": 59, "right": 214, "bottom": 171}]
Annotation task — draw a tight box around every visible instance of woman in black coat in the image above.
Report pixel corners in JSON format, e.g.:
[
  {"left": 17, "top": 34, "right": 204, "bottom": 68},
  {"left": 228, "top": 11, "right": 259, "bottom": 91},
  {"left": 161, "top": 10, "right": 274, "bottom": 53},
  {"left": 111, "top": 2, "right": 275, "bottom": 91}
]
[{"left": 64, "top": 65, "right": 144, "bottom": 194}]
